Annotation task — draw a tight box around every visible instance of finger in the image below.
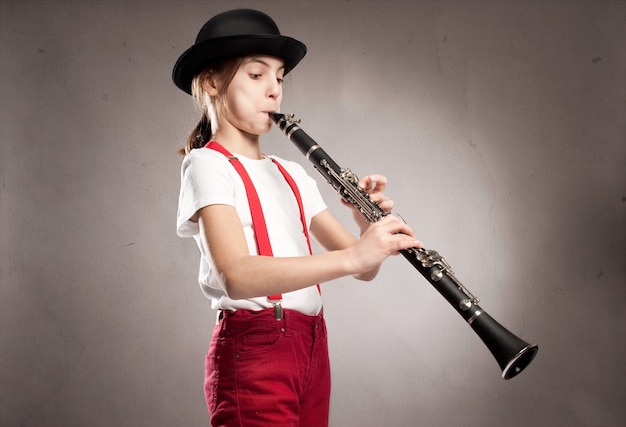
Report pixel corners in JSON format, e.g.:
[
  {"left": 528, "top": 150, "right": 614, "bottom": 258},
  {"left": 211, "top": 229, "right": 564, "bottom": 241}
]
[
  {"left": 376, "top": 199, "right": 394, "bottom": 212},
  {"left": 359, "top": 174, "right": 387, "bottom": 192},
  {"left": 386, "top": 222, "right": 422, "bottom": 246},
  {"left": 366, "top": 173, "right": 387, "bottom": 187},
  {"left": 391, "top": 234, "right": 423, "bottom": 251},
  {"left": 373, "top": 215, "right": 408, "bottom": 234},
  {"left": 385, "top": 216, "right": 417, "bottom": 238}
]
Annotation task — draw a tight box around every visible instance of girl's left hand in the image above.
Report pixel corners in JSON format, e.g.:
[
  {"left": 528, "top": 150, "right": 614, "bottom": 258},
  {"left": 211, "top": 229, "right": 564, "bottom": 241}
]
[{"left": 342, "top": 173, "right": 395, "bottom": 233}]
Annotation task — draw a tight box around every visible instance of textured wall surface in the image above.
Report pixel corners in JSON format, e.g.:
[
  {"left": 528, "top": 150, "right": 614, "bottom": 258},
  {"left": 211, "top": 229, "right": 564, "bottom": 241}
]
[{"left": 1, "top": 1, "right": 624, "bottom": 426}]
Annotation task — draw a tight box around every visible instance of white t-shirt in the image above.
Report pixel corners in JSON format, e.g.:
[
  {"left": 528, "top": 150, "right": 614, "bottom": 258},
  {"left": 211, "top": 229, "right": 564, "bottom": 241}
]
[{"left": 177, "top": 147, "right": 327, "bottom": 315}]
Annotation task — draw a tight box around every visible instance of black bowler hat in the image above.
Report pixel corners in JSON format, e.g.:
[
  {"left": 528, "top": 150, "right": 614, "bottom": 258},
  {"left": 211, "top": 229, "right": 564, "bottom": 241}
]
[{"left": 172, "top": 9, "right": 307, "bottom": 95}]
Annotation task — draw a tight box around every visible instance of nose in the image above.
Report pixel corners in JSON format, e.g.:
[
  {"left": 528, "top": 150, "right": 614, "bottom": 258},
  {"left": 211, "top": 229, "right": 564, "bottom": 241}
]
[{"left": 267, "top": 78, "right": 281, "bottom": 99}]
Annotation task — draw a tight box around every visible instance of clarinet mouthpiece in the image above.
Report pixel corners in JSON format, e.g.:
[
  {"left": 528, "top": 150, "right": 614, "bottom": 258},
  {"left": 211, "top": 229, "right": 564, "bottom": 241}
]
[{"left": 269, "top": 112, "right": 284, "bottom": 123}]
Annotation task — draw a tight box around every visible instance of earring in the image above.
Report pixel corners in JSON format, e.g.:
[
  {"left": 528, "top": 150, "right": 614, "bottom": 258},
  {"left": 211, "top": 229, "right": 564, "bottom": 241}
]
[
  {"left": 207, "top": 100, "right": 218, "bottom": 136},
  {"left": 204, "top": 93, "right": 218, "bottom": 135}
]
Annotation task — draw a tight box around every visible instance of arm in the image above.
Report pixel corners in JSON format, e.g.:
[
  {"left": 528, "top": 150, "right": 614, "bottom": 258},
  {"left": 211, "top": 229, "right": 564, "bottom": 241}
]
[
  {"left": 323, "top": 173, "right": 404, "bottom": 281},
  {"left": 309, "top": 210, "right": 379, "bottom": 282},
  {"left": 197, "top": 203, "right": 420, "bottom": 300}
]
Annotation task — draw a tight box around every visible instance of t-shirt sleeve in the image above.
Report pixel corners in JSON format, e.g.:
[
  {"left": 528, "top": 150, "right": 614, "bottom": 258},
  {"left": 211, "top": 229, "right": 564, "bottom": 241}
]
[
  {"left": 277, "top": 157, "right": 327, "bottom": 223},
  {"left": 302, "top": 167, "right": 327, "bottom": 220},
  {"left": 176, "top": 150, "right": 235, "bottom": 237}
]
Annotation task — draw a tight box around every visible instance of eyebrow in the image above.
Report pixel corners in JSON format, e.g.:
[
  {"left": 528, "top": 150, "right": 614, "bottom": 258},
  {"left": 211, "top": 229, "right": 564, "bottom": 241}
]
[{"left": 245, "top": 57, "right": 285, "bottom": 71}]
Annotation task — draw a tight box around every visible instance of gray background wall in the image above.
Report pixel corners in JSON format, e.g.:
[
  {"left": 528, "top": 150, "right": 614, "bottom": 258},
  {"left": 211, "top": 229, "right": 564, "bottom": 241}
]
[{"left": 1, "top": 1, "right": 624, "bottom": 426}]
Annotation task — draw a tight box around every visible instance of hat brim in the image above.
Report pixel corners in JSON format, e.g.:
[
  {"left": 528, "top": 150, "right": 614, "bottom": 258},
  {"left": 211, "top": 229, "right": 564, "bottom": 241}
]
[{"left": 172, "top": 35, "right": 306, "bottom": 95}]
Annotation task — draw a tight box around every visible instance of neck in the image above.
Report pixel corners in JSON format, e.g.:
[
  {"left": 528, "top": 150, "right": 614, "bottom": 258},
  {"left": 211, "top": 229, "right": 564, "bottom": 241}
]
[{"left": 212, "top": 124, "right": 263, "bottom": 160}]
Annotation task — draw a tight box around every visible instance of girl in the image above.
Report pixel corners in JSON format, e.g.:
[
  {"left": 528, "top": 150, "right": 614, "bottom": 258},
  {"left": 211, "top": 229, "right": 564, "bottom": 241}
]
[{"left": 172, "top": 9, "right": 421, "bottom": 427}]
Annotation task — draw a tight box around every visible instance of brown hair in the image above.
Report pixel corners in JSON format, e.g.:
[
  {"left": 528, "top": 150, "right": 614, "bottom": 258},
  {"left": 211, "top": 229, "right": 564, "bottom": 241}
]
[{"left": 178, "top": 57, "right": 244, "bottom": 156}]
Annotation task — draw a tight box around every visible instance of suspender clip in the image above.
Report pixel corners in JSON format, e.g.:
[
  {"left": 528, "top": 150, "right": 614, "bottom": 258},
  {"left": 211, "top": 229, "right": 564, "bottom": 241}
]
[{"left": 271, "top": 300, "right": 283, "bottom": 321}]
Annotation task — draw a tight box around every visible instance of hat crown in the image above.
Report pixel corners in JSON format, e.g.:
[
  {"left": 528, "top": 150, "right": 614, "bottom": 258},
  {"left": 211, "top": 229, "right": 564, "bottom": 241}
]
[{"left": 196, "top": 9, "right": 281, "bottom": 43}]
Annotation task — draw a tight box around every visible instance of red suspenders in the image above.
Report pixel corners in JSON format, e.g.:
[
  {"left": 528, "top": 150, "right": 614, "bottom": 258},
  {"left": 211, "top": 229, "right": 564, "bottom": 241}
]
[{"left": 205, "top": 141, "right": 319, "bottom": 320}]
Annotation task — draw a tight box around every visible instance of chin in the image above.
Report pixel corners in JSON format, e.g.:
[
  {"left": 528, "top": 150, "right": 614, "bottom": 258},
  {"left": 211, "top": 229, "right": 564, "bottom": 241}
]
[{"left": 261, "top": 122, "right": 273, "bottom": 133}]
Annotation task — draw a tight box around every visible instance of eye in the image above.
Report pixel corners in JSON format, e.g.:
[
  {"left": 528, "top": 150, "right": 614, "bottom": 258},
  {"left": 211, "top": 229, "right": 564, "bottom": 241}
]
[
  {"left": 249, "top": 73, "right": 262, "bottom": 80},
  {"left": 277, "top": 77, "right": 284, "bottom": 85}
]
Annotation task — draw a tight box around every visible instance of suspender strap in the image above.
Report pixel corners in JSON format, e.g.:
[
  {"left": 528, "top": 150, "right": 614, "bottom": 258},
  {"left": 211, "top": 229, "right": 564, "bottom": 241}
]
[
  {"left": 205, "top": 142, "right": 320, "bottom": 316},
  {"left": 205, "top": 142, "right": 273, "bottom": 257},
  {"left": 269, "top": 159, "right": 321, "bottom": 297},
  {"left": 270, "top": 159, "right": 315, "bottom": 258}
]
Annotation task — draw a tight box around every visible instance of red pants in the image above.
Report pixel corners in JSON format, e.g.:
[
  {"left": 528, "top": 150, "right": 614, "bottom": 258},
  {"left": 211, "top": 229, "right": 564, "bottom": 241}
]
[{"left": 205, "top": 308, "right": 331, "bottom": 427}]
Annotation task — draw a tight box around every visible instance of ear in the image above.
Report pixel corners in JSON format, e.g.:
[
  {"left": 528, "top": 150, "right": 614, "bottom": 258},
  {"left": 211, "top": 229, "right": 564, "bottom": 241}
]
[{"left": 201, "top": 76, "right": 219, "bottom": 97}]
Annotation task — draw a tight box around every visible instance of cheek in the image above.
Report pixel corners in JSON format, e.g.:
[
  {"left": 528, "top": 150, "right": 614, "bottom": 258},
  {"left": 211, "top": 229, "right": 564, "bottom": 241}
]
[{"left": 223, "top": 90, "right": 251, "bottom": 118}]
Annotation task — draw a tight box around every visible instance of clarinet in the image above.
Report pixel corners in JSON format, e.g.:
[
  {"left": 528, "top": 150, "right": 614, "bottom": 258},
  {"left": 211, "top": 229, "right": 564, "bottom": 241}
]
[{"left": 270, "top": 113, "right": 538, "bottom": 380}]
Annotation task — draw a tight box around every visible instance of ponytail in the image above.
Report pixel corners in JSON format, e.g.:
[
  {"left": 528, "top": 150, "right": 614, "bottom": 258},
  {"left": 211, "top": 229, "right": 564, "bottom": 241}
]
[
  {"left": 178, "top": 114, "right": 211, "bottom": 156},
  {"left": 179, "top": 71, "right": 214, "bottom": 156}
]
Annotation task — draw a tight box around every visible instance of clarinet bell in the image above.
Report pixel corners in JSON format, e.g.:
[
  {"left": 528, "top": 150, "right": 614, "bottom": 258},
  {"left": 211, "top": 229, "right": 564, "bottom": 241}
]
[{"left": 470, "top": 311, "right": 538, "bottom": 379}]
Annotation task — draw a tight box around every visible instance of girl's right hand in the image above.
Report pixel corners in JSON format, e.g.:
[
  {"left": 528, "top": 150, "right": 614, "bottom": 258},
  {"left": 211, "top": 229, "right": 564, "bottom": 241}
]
[{"left": 346, "top": 215, "right": 422, "bottom": 276}]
